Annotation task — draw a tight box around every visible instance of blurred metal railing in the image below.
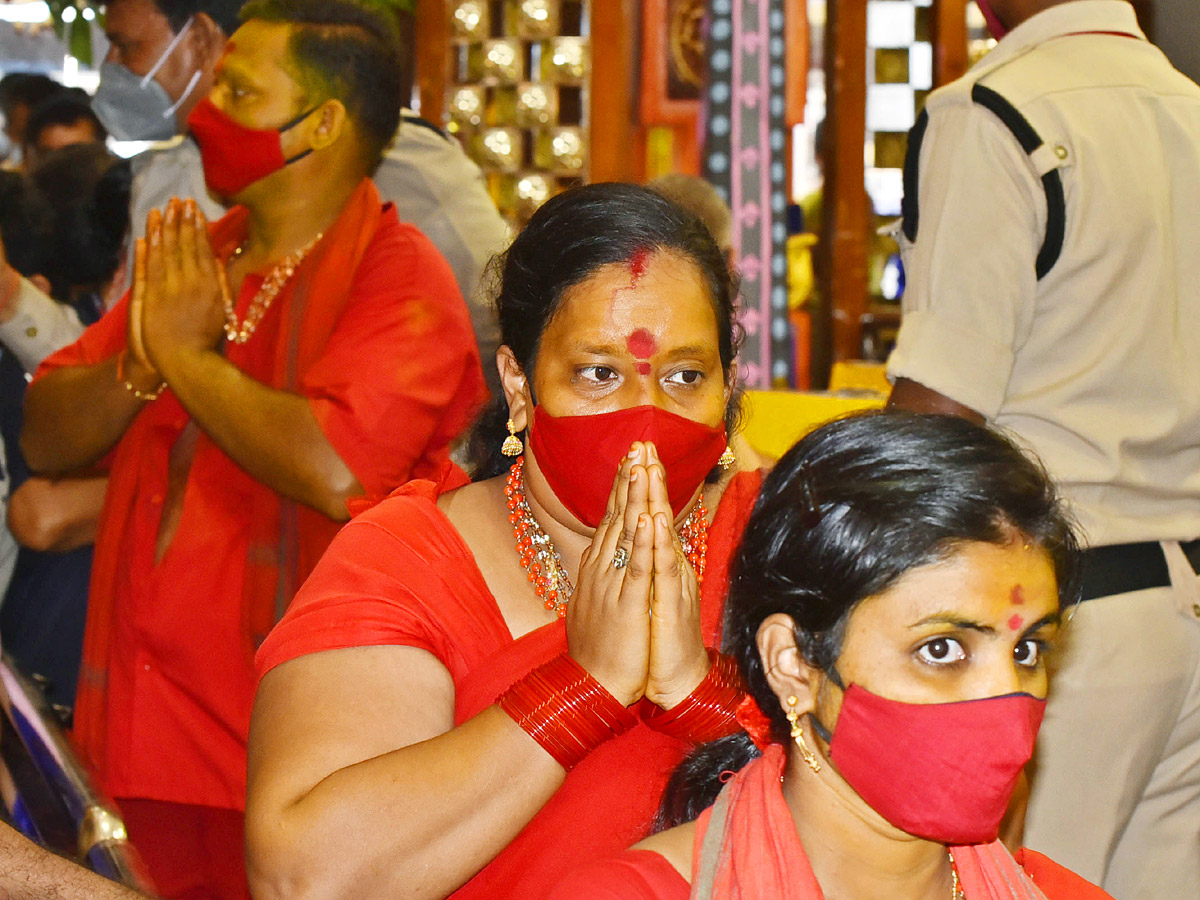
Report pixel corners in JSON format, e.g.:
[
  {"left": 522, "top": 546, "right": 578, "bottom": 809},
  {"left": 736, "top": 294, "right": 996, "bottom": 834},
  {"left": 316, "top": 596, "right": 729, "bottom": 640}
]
[{"left": 0, "top": 653, "right": 155, "bottom": 893}]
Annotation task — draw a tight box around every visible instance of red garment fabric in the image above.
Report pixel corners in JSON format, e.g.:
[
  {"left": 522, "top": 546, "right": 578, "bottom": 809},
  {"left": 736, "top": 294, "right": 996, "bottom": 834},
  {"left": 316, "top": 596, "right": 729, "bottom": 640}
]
[
  {"left": 548, "top": 851, "right": 688, "bottom": 900},
  {"left": 545, "top": 746, "right": 1113, "bottom": 900},
  {"left": 1013, "top": 849, "right": 1115, "bottom": 898},
  {"left": 119, "top": 799, "right": 251, "bottom": 900},
  {"left": 255, "top": 468, "right": 763, "bottom": 900},
  {"left": 546, "top": 850, "right": 689, "bottom": 900},
  {"left": 35, "top": 179, "right": 484, "bottom": 813}
]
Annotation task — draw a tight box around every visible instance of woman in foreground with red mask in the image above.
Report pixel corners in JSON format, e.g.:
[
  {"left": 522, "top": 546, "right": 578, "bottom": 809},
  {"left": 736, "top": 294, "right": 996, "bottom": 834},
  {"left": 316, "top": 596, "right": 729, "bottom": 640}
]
[
  {"left": 550, "top": 412, "right": 1113, "bottom": 900},
  {"left": 244, "top": 183, "right": 762, "bottom": 900}
]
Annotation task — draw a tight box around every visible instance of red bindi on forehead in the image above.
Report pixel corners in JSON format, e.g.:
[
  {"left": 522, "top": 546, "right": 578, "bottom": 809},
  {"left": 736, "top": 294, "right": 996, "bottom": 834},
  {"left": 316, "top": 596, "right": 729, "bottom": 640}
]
[
  {"left": 629, "top": 247, "right": 651, "bottom": 285},
  {"left": 626, "top": 328, "right": 658, "bottom": 360},
  {"left": 1010, "top": 585, "right": 1025, "bottom": 605},
  {"left": 635, "top": 362, "right": 651, "bottom": 375},
  {"left": 1007, "top": 614, "right": 1025, "bottom": 632}
]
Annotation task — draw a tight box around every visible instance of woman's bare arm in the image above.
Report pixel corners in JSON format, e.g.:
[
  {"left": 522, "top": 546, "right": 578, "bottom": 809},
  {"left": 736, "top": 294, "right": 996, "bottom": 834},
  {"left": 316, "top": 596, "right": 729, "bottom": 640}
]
[{"left": 245, "top": 645, "right": 566, "bottom": 900}]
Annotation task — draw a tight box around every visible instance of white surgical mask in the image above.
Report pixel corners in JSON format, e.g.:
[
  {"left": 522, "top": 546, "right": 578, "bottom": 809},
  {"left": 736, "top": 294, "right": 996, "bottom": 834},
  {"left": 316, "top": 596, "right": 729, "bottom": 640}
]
[{"left": 92, "top": 16, "right": 202, "bottom": 142}]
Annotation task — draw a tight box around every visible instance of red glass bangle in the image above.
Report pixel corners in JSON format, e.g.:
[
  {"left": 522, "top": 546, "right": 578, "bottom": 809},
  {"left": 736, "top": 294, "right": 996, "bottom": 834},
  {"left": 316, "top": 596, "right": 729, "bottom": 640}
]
[
  {"left": 498, "top": 653, "right": 639, "bottom": 771},
  {"left": 643, "top": 649, "right": 745, "bottom": 744}
]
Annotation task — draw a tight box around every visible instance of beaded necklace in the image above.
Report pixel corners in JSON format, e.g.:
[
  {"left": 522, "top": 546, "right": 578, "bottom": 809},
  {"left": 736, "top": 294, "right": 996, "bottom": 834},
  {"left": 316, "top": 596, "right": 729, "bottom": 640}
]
[
  {"left": 504, "top": 457, "right": 710, "bottom": 617},
  {"left": 223, "top": 232, "right": 323, "bottom": 345}
]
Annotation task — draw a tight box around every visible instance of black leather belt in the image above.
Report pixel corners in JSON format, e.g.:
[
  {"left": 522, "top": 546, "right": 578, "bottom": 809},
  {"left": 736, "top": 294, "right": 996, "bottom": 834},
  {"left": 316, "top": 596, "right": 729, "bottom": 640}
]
[{"left": 1078, "top": 539, "right": 1200, "bottom": 602}]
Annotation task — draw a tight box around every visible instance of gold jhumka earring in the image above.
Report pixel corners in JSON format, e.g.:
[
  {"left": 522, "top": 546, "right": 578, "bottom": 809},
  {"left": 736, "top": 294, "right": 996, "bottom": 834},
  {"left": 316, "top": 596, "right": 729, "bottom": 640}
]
[
  {"left": 786, "top": 695, "right": 822, "bottom": 773},
  {"left": 502, "top": 418, "right": 523, "bottom": 457},
  {"left": 718, "top": 446, "right": 736, "bottom": 470}
]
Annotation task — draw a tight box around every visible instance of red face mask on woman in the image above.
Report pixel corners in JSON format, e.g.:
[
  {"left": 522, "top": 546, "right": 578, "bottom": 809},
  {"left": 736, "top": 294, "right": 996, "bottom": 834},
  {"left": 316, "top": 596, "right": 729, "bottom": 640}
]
[
  {"left": 528, "top": 405, "right": 728, "bottom": 529},
  {"left": 815, "top": 683, "right": 1045, "bottom": 845},
  {"left": 187, "top": 98, "right": 317, "bottom": 197}
]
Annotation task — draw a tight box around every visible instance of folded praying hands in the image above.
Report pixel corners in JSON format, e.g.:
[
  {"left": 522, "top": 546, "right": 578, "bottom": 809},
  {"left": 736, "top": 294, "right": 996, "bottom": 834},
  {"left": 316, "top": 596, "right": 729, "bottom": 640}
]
[
  {"left": 126, "top": 196, "right": 229, "bottom": 386},
  {"left": 569, "top": 442, "right": 711, "bottom": 710}
]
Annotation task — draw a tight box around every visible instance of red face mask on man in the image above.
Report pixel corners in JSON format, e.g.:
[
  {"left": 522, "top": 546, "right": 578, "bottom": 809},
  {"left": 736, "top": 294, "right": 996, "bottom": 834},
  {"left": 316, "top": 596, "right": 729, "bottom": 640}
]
[
  {"left": 811, "top": 681, "right": 1045, "bottom": 845},
  {"left": 187, "top": 97, "right": 317, "bottom": 197},
  {"left": 528, "top": 404, "right": 728, "bottom": 529}
]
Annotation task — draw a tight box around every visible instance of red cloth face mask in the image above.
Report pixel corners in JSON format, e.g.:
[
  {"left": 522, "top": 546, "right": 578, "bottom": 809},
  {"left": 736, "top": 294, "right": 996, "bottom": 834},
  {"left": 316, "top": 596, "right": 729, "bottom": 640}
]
[
  {"left": 187, "top": 97, "right": 316, "bottom": 197},
  {"left": 976, "top": 0, "right": 1010, "bottom": 39},
  {"left": 819, "top": 684, "right": 1045, "bottom": 845},
  {"left": 528, "top": 405, "right": 728, "bottom": 528}
]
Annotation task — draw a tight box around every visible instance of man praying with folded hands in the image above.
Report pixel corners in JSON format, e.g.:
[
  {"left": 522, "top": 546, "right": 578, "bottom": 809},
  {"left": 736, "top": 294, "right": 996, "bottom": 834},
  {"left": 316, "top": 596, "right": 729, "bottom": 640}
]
[{"left": 19, "top": 2, "right": 484, "bottom": 896}]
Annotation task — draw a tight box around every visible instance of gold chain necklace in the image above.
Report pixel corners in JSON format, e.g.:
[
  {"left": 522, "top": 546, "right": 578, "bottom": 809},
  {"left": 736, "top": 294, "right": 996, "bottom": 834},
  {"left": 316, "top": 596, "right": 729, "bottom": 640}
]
[{"left": 223, "top": 233, "right": 323, "bottom": 345}]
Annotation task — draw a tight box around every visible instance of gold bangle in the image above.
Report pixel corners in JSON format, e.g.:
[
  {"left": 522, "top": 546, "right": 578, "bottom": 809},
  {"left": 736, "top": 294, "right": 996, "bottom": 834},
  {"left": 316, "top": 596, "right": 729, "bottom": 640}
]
[{"left": 117, "top": 350, "right": 166, "bottom": 402}]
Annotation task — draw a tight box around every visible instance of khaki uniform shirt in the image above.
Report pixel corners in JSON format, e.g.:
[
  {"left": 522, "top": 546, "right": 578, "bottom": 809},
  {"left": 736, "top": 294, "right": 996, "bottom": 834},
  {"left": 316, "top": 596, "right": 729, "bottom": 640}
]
[{"left": 889, "top": 0, "right": 1200, "bottom": 546}]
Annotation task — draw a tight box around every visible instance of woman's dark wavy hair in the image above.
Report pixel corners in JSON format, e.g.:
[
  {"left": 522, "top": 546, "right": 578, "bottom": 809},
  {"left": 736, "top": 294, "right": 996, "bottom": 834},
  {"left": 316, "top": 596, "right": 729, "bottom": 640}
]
[
  {"left": 655, "top": 410, "right": 1082, "bottom": 829},
  {"left": 468, "top": 182, "right": 742, "bottom": 480}
]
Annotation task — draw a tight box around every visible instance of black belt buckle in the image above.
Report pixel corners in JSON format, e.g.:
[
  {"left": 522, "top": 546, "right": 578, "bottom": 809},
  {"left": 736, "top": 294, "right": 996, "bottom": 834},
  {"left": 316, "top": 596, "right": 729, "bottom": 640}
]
[{"left": 1078, "top": 539, "right": 1200, "bottom": 602}]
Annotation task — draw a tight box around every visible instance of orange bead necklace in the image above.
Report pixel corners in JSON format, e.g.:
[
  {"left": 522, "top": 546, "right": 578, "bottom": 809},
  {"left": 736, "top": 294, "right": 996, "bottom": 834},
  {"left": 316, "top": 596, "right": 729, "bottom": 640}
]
[{"left": 504, "top": 457, "right": 709, "bottom": 618}]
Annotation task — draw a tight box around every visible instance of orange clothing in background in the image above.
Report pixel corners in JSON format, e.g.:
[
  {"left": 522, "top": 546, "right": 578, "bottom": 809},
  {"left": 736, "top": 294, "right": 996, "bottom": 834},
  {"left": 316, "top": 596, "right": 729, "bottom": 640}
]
[{"left": 35, "top": 181, "right": 485, "bottom": 818}]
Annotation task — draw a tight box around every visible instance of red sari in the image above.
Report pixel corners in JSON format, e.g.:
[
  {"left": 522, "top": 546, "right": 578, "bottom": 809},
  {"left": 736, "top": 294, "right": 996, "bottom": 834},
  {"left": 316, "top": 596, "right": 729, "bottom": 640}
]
[
  {"left": 546, "top": 745, "right": 1114, "bottom": 900},
  {"left": 255, "top": 468, "right": 762, "bottom": 899}
]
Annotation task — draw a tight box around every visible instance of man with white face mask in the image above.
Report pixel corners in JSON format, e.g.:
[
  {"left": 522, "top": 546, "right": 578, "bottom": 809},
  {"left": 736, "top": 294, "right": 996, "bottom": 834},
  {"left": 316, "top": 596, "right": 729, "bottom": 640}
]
[
  {"left": 0, "top": 0, "right": 237, "bottom": 376},
  {"left": 93, "top": 0, "right": 236, "bottom": 143},
  {"left": 887, "top": 1, "right": 1200, "bottom": 897}
]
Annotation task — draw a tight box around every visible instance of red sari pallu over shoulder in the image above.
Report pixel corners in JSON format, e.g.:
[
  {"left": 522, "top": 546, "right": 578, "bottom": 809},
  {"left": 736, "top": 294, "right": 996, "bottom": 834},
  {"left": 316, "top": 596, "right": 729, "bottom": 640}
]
[{"left": 545, "top": 743, "right": 1114, "bottom": 900}]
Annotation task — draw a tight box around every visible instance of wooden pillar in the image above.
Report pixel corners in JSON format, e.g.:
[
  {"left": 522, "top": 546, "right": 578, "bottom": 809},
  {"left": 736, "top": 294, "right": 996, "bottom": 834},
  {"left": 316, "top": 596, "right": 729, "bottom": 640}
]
[
  {"left": 784, "top": 0, "right": 809, "bottom": 200},
  {"left": 415, "top": 0, "right": 448, "bottom": 124},
  {"left": 818, "top": 0, "right": 869, "bottom": 376},
  {"left": 590, "top": 0, "right": 638, "bottom": 182},
  {"left": 931, "top": 0, "right": 968, "bottom": 87},
  {"left": 785, "top": 0, "right": 810, "bottom": 388}
]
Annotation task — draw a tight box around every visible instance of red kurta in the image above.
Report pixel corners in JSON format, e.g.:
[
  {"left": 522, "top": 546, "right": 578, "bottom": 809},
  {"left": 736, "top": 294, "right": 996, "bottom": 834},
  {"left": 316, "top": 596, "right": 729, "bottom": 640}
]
[
  {"left": 255, "top": 468, "right": 763, "bottom": 899},
  {"left": 35, "top": 184, "right": 485, "bottom": 810}
]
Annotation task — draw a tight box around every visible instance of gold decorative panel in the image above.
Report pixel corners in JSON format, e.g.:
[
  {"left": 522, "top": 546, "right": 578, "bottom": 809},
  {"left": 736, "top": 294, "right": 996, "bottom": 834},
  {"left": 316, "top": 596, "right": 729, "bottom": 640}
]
[
  {"left": 446, "top": 0, "right": 591, "bottom": 226},
  {"left": 874, "top": 47, "right": 910, "bottom": 85},
  {"left": 873, "top": 131, "right": 909, "bottom": 169}
]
